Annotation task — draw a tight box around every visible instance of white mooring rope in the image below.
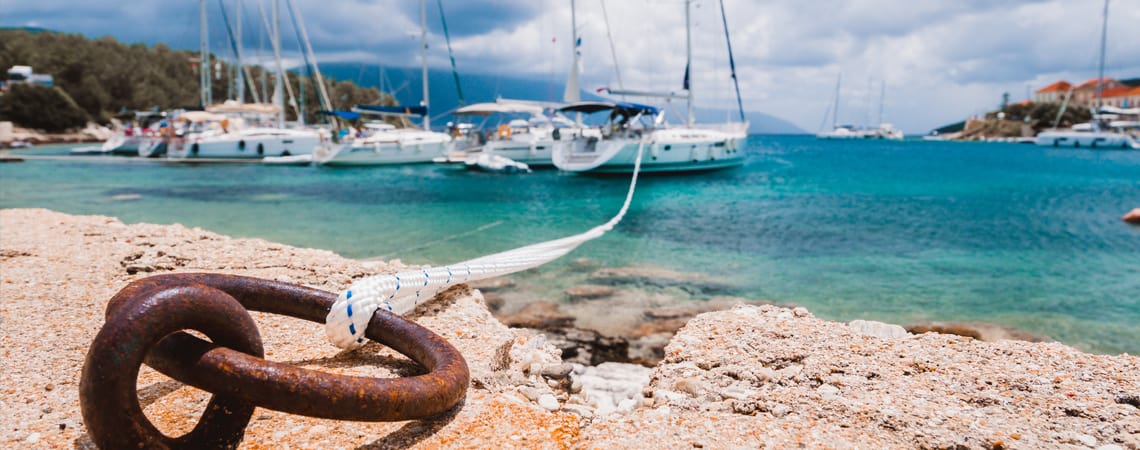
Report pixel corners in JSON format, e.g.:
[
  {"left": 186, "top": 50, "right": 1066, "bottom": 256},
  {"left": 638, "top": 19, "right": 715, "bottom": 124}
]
[{"left": 325, "top": 141, "right": 647, "bottom": 349}]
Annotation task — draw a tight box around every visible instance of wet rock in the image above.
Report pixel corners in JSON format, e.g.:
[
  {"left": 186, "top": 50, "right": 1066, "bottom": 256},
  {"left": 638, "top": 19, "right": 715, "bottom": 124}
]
[
  {"left": 906, "top": 321, "right": 1052, "bottom": 343},
  {"left": 587, "top": 266, "right": 735, "bottom": 296},
  {"left": 544, "top": 327, "right": 630, "bottom": 366},
  {"left": 564, "top": 284, "right": 617, "bottom": 301},
  {"left": 499, "top": 301, "right": 575, "bottom": 330},
  {"left": 1123, "top": 208, "right": 1140, "bottom": 224},
  {"left": 468, "top": 278, "right": 515, "bottom": 292}
]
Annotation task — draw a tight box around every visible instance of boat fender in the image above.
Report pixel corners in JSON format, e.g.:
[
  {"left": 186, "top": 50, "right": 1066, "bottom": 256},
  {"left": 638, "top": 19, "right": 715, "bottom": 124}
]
[
  {"left": 498, "top": 124, "right": 511, "bottom": 139},
  {"left": 552, "top": 129, "right": 561, "bottom": 140},
  {"left": 190, "top": 143, "right": 199, "bottom": 155},
  {"left": 238, "top": 140, "right": 246, "bottom": 151},
  {"left": 257, "top": 143, "right": 264, "bottom": 155}
]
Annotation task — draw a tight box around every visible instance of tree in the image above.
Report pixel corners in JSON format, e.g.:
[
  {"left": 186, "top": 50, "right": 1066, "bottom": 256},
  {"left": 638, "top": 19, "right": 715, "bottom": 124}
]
[{"left": 0, "top": 84, "right": 89, "bottom": 131}]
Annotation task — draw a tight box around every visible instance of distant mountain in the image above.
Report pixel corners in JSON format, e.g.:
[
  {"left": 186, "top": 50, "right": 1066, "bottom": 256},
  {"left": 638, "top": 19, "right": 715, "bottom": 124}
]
[
  {"left": 318, "top": 63, "right": 805, "bottom": 134},
  {"left": 0, "top": 26, "right": 52, "bottom": 34}
]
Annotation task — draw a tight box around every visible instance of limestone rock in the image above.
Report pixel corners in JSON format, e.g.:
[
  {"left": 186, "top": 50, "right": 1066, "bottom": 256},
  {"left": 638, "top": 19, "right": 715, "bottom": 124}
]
[{"left": 848, "top": 319, "right": 910, "bottom": 340}]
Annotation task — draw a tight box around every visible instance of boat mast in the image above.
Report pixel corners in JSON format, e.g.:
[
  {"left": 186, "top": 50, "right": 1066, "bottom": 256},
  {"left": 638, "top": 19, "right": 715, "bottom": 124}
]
[
  {"left": 236, "top": 0, "right": 244, "bottom": 104},
  {"left": 1095, "top": 0, "right": 1109, "bottom": 112},
  {"left": 200, "top": 0, "right": 211, "bottom": 108},
  {"left": 258, "top": 0, "right": 268, "bottom": 103},
  {"left": 421, "top": 0, "right": 430, "bottom": 131},
  {"left": 878, "top": 81, "right": 885, "bottom": 126},
  {"left": 272, "top": 0, "right": 285, "bottom": 126},
  {"left": 286, "top": 0, "right": 334, "bottom": 115},
  {"left": 564, "top": 0, "right": 582, "bottom": 124},
  {"left": 832, "top": 74, "right": 841, "bottom": 130},
  {"left": 600, "top": 0, "right": 623, "bottom": 92},
  {"left": 685, "top": 0, "right": 694, "bottom": 127}
]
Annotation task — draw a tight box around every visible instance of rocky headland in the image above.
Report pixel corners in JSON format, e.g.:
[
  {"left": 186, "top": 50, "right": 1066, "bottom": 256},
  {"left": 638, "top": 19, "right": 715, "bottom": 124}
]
[{"left": 1, "top": 208, "right": 1137, "bottom": 448}]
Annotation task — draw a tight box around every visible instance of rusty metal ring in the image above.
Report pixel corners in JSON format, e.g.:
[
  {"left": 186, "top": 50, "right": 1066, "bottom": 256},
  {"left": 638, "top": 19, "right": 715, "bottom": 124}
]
[
  {"left": 80, "top": 273, "right": 470, "bottom": 449},
  {"left": 80, "top": 282, "right": 263, "bottom": 449}
]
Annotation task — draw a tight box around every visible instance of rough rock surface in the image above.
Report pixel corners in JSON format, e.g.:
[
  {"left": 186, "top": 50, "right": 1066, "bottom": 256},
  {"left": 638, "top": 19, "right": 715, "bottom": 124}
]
[
  {"left": 579, "top": 305, "right": 1140, "bottom": 449},
  {"left": 3, "top": 209, "right": 1139, "bottom": 449}
]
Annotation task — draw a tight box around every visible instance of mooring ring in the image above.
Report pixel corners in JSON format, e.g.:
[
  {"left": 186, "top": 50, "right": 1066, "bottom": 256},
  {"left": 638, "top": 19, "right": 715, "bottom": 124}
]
[{"left": 80, "top": 273, "right": 470, "bottom": 449}]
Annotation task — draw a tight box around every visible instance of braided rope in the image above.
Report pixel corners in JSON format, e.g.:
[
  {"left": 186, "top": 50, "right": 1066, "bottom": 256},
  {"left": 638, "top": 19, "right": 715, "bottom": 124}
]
[{"left": 326, "top": 140, "right": 647, "bottom": 349}]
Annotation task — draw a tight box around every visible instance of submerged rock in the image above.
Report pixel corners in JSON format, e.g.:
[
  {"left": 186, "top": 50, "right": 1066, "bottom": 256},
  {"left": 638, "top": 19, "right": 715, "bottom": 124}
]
[
  {"left": 1124, "top": 208, "right": 1140, "bottom": 224},
  {"left": 498, "top": 301, "right": 576, "bottom": 330},
  {"left": 587, "top": 266, "right": 736, "bottom": 296},
  {"left": 563, "top": 284, "right": 617, "bottom": 301},
  {"left": 906, "top": 321, "right": 1052, "bottom": 343}
]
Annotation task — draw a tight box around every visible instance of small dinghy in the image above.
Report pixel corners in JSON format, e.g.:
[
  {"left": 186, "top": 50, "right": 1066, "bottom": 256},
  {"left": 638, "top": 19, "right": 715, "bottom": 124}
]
[
  {"left": 262, "top": 154, "right": 314, "bottom": 166},
  {"left": 467, "top": 153, "right": 531, "bottom": 174}
]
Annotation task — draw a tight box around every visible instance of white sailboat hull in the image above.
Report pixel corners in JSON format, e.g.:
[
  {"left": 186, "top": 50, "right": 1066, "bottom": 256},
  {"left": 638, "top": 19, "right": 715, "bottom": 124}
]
[
  {"left": 1034, "top": 130, "right": 1138, "bottom": 149},
  {"left": 553, "top": 128, "right": 746, "bottom": 174},
  {"left": 315, "top": 130, "right": 452, "bottom": 166},
  {"left": 168, "top": 128, "right": 321, "bottom": 159}
]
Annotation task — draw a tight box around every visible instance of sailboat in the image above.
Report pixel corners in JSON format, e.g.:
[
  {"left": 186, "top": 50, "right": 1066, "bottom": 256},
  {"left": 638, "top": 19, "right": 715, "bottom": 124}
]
[
  {"left": 312, "top": 0, "right": 453, "bottom": 166},
  {"left": 817, "top": 77, "right": 903, "bottom": 140},
  {"left": 167, "top": 0, "right": 322, "bottom": 160},
  {"left": 551, "top": 0, "right": 748, "bottom": 174},
  {"left": 1034, "top": 0, "right": 1138, "bottom": 150}
]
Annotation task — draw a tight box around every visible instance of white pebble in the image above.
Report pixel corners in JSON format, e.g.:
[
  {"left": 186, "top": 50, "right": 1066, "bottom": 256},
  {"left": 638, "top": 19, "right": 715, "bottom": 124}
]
[{"left": 538, "top": 394, "right": 561, "bottom": 411}]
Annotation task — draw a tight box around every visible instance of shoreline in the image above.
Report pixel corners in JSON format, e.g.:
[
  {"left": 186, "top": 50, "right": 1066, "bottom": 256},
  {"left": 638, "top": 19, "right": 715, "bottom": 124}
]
[{"left": 2, "top": 208, "right": 1137, "bottom": 448}]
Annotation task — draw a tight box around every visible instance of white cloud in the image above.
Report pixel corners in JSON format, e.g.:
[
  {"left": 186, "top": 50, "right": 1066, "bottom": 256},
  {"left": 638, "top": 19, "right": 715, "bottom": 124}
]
[{"left": 4, "top": 0, "right": 1139, "bottom": 133}]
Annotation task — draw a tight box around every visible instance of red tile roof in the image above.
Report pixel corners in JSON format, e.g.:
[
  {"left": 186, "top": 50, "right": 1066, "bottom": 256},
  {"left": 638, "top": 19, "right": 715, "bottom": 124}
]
[
  {"left": 1075, "top": 77, "right": 1117, "bottom": 89},
  {"left": 1102, "top": 86, "right": 1133, "bottom": 98},
  {"left": 1035, "top": 80, "right": 1071, "bottom": 93}
]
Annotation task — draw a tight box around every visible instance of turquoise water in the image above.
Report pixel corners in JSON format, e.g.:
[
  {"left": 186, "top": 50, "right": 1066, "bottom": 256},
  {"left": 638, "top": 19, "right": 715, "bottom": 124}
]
[{"left": 3, "top": 136, "right": 1139, "bottom": 354}]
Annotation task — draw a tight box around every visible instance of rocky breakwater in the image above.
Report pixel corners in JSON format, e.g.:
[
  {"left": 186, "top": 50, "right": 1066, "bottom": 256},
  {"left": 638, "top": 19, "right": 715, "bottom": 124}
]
[{"left": 3, "top": 208, "right": 1138, "bottom": 448}]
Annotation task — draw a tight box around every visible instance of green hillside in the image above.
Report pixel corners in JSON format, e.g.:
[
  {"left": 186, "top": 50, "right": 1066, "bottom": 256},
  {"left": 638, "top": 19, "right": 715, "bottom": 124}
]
[{"left": 0, "top": 30, "right": 387, "bottom": 131}]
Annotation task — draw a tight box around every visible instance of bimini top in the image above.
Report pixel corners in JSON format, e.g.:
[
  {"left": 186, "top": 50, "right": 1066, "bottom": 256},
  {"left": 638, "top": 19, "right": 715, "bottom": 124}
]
[
  {"left": 353, "top": 104, "right": 429, "bottom": 117},
  {"left": 558, "top": 101, "right": 659, "bottom": 116},
  {"left": 453, "top": 102, "right": 545, "bottom": 116},
  {"left": 206, "top": 102, "right": 281, "bottom": 115},
  {"left": 318, "top": 110, "right": 362, "bottom": 120}
]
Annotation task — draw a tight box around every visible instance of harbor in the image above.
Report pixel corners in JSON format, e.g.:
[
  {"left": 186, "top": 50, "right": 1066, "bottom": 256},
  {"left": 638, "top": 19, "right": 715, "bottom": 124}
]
[{"left": 3, "top": 0, "right": 1140, "bottom": 448}]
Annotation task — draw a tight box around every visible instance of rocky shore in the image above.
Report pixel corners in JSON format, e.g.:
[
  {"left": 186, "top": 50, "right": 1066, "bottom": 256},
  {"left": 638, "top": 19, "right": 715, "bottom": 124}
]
[
  {"left": 2, "top": 208, "right": 1137, "bottom": 449},
  {"left": 0, "top": 122, "right": 111, "bottom": 147}
]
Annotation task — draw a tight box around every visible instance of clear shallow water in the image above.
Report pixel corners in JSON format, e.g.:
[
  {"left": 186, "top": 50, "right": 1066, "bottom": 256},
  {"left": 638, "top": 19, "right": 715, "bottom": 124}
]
[{"left": 3, "top": 136, "right": 1139, "bottom": 354}]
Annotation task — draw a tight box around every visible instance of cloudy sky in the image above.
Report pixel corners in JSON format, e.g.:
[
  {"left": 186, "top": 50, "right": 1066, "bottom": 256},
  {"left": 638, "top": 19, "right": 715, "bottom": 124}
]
[{"left": 4, "top": 0, "right": 1140, "bottom": 133}]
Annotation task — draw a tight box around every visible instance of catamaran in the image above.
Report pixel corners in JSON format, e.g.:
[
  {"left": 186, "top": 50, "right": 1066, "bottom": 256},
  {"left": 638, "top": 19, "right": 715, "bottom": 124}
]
[
  {"left": 1034, "top": 0, "right": 1138, "bottom": 150},
  {"left": 551, "top": 0, "right": 748, "bottom": 174}
]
